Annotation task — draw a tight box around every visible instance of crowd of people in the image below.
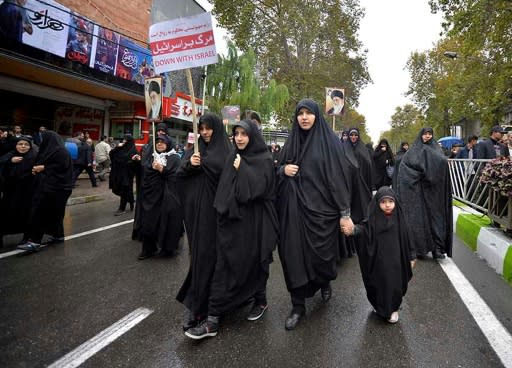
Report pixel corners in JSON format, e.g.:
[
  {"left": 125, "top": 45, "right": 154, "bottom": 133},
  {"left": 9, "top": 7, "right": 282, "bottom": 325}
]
[{"left": 1, "top": 103, "right": 510, "bottom": 340}]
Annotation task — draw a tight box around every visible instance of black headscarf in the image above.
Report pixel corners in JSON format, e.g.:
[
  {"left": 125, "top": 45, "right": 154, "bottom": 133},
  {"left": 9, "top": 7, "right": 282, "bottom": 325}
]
[
  {"left": 396, "top": 127, "right": 453, "bottom": 257},
  {"left": 34, "top": 131, "right": 72, "bottom": 192},
  {"left": 0, "top": 136, "right": 38, "bottom": 179},
  {"left": 355, "top": 186, "right": 413, "bottom": 319}
]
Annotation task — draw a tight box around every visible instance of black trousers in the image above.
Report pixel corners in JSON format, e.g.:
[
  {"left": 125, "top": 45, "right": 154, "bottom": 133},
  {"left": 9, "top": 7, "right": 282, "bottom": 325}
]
[{"left": 119, "top": 186, "right": 134, "bottom": 211}]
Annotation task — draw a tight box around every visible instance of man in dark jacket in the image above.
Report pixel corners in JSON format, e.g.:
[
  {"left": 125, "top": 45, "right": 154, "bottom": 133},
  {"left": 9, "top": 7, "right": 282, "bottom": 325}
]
[
  {"left": 477, "top": 126, "right": 510, "bottom": 159},
  {"left": 71, "top": 132, "right": 97, "bottom": 187},
  {"left": 456, "top": 135, "right": 478, "bottom": 159}
]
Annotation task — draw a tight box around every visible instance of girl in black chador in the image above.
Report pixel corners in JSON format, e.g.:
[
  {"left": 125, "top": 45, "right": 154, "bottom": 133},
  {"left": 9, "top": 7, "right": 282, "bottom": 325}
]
[
  {"left": 0, "top": 136, "right": 37, "bottom": 247},
  {"left": 137, "top": 135, "right": 183, "bottom": 260},
  {"left": 185, "top": 119, "right": 278, "bottom": 340},
  {"left": 346, "top": 186, "right": 415, "bottom": 323},
  {"left": 18, "top": 131, "right": 73, "bottom": 251},
  {"left": 176, "top": 113, "right": 232, "bottom": 331},
  {"left": 109, "top": 135, "right": 140, "bottom": 215}
]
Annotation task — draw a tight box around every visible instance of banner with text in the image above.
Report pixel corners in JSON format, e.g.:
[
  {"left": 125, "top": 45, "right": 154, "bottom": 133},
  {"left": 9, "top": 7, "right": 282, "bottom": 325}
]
[{"left": 149, "top": 12, "right": 217, "bottom": 74}]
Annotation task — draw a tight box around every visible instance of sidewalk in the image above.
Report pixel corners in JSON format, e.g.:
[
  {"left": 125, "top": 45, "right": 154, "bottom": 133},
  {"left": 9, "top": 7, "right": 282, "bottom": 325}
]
[
  {"left": 453, "top": 204, "right": 512, "bottom": 286},
  {"left": 67, "top": 176, "right": 114, "bottom": 206}
]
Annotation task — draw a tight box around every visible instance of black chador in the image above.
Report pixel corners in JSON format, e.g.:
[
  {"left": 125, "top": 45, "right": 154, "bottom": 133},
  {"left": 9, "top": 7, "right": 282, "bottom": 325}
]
[
  {"left": 137, "top": 135, "right": 183, "bottom": 259},
  {"left": 276, "top": 99, "right": 352, "bottom": 330},
  {"left": 0, "top": 137, "right": 38, "bottom": 244},
  {"left": 353, "top": 186, "right": 413, "bottom": 321},
  {"left": 176, "top": 113, "right": 232, "bottom": 326},
  {"left": 396, "top": 127, "right": 453, "bottom": 258},
  {"left": 211, "top": 120, "right": 278, "bottom": 316}
]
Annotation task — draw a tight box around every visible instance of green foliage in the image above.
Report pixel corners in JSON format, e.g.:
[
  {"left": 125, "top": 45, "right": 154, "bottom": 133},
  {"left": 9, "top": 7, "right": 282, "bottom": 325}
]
[
  {"left": 380, "top": 104, "right": 424, "bottom": 151},
  {"left": 209, "top": 0, "right": 371, "bottom": 127}
]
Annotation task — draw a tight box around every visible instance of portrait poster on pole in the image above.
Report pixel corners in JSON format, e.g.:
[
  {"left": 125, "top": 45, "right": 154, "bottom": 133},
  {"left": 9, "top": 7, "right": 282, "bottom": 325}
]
[
  {"left": 325, "top": 87, "right": 345, "bottom": 116},
  {"left": 145, "top": 76, "right": 164, "bottom": 122}
]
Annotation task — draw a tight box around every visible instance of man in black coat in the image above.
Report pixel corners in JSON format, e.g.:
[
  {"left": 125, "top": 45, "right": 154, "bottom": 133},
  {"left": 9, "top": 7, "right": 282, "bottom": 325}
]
[
  {"left": 71, "top": 132, "right": 97, "bottom": 187},
  {"left": 477, "top": 126, "right": 510, "bottom": 159}
]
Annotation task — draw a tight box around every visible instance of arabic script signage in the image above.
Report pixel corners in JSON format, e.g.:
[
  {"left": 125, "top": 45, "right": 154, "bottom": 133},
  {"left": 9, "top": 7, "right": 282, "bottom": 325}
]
[{"left": 149, "top": 12, "right": 217, "bottom": 74}]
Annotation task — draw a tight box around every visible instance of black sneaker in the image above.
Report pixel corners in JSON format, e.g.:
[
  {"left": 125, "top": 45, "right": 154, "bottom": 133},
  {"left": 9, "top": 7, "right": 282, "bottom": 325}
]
[
  {"left": 247, "top": 304, "right": 268, "bottom": 321},
  {"left": 184, "top": 316, "right": 218, "bottom": 340}
]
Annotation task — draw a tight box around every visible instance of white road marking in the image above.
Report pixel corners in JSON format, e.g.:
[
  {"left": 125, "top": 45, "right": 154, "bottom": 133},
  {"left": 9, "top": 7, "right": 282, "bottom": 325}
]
[
  {"left": 47, "top": 307, "right": 153, "bottom": 368},
  {"left": 439, "top": 258, "right": 512, "bottom": 367},
  {"left": 0, "top": 220, "right": 134, "bottom": 259}
]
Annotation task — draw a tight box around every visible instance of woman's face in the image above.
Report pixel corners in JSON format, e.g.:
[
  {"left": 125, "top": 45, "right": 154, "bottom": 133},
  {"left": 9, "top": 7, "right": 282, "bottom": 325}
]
[
  {"left": 156, "top": 140, "right": 167, "bottom": 153},
  {"left": 234, "top": 126, "right": 249, "bottom": 150},
  {"left": 296, "top": 108, "right": 316, "bottom": 130},
  {"left": 199, "top": 123, "right": 213, "bottom": 143},
  {"left": 422, "top": 131, "right": 433, "bottom": 143},
  {"left": 379, "top": 198, "right": 395, "bottom": 215},
  {"left": 16, "top": 140, "right": 30, "bottom": 154}
]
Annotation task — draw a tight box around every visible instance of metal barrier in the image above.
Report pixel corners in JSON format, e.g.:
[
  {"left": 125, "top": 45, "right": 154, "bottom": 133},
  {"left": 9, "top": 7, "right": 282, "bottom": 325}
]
[{"left": 447, "top": 158, "right": 491, "bottom": 213}]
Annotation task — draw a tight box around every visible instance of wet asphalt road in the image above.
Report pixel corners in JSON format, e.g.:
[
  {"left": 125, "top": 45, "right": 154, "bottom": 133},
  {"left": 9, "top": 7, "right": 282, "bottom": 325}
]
[{"left": 1, "top": 195, "right": 511, "bottom": 367}]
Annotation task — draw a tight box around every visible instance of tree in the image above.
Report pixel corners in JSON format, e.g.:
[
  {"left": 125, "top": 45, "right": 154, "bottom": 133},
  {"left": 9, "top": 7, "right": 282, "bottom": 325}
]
[
  {"left": 381, "top": 104, "right": 424, "bottom": 150},
  {"left": 209, "top": 0, "right": 371, "bottom": 125},
  {"left": 205, "top": 41, "right": 289, "bottom": 125}
]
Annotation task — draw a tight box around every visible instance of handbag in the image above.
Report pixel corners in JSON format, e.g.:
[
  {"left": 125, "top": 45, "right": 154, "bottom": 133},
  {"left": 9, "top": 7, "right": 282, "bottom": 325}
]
[{"left": 386, "top": 164, "right": 394, "bottom": 179}]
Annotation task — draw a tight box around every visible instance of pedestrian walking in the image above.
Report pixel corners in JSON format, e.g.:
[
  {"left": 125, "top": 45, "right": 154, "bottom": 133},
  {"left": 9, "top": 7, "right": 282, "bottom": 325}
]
[
  {"left": 276, "top": 99, "right": 354, "bottom": 331},
  {"left": 176, "top": 113, "right": 232, "bottom": 331},
  {"left": 345, "top": 186, "right": 415, "bottom": 324},
  {"left": 372, "top": 138, "right": 394, "bottom": 189},
  {"left": 71, "top": 132, "right": 97, "bottom": 188},
  {"left": 94, "top": 135, "right": 111, "bottom": 181},
  {"left": 137, "top": 135, "right": 183, "bottom": 260},
  {"left": 0, "top": 136, "right": 38, "bottom": 247},
  {"left": 396, "top": 127, "right": 452, "bottom": 259},
  {"left": 185, "top": 119, "right": 278, "bottom": 339},
  {"left": 17, "top": 131, "right": 73, "bottom": 251},
  {"left": 109, "top": 135, "right": 139, "bottom": 215}
]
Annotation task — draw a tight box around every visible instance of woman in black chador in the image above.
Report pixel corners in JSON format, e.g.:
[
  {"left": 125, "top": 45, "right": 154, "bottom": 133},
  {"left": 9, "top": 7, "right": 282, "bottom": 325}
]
[
  {"left": 109, "top": 135, "right": 139, "bottom": 215},
  {"left": 396, "top": 127, "right": 452, "bottom": 259},
  {"left": 185, "top": 119, "right": 278, "bottom": 339},
  {"left": 348, "top": 186, "right": 414, "bottom": 324},
  {"left": 18, "top": 131, "right": 73, "bottom": 251},
  {"left": 276, "top": 99, "right": 354, "bottom": 331},
  {"left": 176, "top": 113, "right": 232, "bottom": 331},
  {"left": 137, "top": 135, "right": 183, "bottom": 260},
  {"left": 373, "top": 138, "right": 394, "bottom": 189},
  {"left": 0, "top": 136, "right": 37, "bottom": 247}
]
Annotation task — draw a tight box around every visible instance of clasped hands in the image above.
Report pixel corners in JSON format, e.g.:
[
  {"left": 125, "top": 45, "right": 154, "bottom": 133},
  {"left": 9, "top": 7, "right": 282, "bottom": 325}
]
[{"left": 340, "top": 217, "right": 354, "bottom": 236}]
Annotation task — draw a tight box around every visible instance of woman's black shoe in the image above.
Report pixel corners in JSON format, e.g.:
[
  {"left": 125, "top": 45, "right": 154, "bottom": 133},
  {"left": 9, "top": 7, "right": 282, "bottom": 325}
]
[
  {"left": 321, "top": 284, "right": 332, "bottom": 302},
  {"left": 285, "top": 310, "right": 304, "bottom": 330},
  {"left": 137, "top": 251, "right": 154, "bottom": 260}
]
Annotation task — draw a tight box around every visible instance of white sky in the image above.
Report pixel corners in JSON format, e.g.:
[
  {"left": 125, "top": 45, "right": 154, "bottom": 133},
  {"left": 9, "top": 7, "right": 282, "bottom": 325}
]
[
  {"left": 358, "top": 0, "right": 443, "bottom": 143},
  {"left": 197, "top": 0, "right": 443, "bottom": 143}
]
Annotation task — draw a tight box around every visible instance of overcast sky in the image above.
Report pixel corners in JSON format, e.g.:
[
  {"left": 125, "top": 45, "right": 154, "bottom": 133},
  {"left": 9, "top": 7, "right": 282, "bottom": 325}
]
[{"left": 197, "top": 0, "right": 444, "bottom": 144}]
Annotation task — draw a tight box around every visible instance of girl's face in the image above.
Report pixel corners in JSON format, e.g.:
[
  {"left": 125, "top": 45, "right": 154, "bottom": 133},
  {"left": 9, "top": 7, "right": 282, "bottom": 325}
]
[
  {"left": 199, "top": 123, "right": 213, "bottom": 143},
  {"left": 233, "top": 126, "right": 249, "bottom": 150},
  {"left": 156, "top": 140, "right": 167, "bottom": 153},
  {"left": 379, "top": 198, "right": 395, "bottom": 215},
  {"left": 296, "top": 108, "right": 316, "bottom": 130},
  {"left": 16, "top": 140, "right": 30, "bottom": 154},
  {"left": 422, "top": 131, "right": 433, "bottom": 143}
]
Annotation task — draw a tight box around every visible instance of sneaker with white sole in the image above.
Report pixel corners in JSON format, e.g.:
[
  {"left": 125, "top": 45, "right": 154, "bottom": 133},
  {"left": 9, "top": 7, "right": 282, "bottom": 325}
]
[
  {"left": 387, "top": 311, "right": 399, "bottom": 324},
  {"left": 184, "top": 316, "right": 219, "bottom": 340},
  {"left": 17, "top": 241, "right": 41, "bottom": 252},
  {"left": 247, "top": 304, "right": 268, "bottom": 321}
]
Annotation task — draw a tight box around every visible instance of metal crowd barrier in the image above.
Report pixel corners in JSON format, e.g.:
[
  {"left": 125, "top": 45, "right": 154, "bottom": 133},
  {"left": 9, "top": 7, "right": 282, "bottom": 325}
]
[{"left": 447, "top": 158, "right": 491, "bottom": 213}]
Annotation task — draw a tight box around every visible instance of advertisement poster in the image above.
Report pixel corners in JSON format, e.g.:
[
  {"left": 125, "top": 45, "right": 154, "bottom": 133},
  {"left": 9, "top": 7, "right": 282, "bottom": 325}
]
[
  {"left": 89, "top": 25, "right": 119, "bottom": 74},
  {"left": 115, "top": 36, "right": 155, "bottom": 85},
  {"left": 149, "top": 12, "right": 217, "bottom": 74},
  {"left": 65, "top": 13, "right": 93, "bottom": 64},
  {"left": 325, "top": 87, "right": 345, "bottom": 116},
  {"left": 145, "top": 76, "right": 163, "bottom": 121},
  {"left": 20, "top": 0, "right": 70, "bottom": 57}
]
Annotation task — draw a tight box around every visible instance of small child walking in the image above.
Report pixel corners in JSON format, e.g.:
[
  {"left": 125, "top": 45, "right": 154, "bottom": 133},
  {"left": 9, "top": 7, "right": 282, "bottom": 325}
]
[{"left": 345, "top": 186, "right": 416, "bottom": 323}]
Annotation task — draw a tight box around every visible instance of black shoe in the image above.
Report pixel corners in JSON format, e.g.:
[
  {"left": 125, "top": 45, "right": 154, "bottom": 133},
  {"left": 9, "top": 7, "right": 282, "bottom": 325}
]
[
  {"left": 285, "top": 310, "right": 304, "bottom": 331},
  {"left": 92, "top": 184, "right": 98, "bottom": 187},
  {"left": 433, "top": 251, "right": 446, "bottom": 259},
  {"left": 416, "top": 254, "right": 426, "bottom": 260},
  {"left": 137, "top": 251, "right": 154, "bottom": 260},
  {"left": 321, "top": 284, "right": 332, "bottom": 302},
  {"left": 114, "top": 209, "right": 127, "bottom": 216},
  {"left": 247, "top": 304, "right": 268, "bottom": 321},
  {"left": 184, "top": 316, "right": 219, "bottom": 340},
  {"left": 42, "top": 236, "right": 65, "bottom": 245}
]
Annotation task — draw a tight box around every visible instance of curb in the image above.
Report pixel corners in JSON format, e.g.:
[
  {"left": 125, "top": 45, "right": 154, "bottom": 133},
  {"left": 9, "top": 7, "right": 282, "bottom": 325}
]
[
  {"left": 453, "top": 205, "right": 512, "bottom": 285},
  {"left": 67, "top": 195, "right": 103, "bottom": 206}
]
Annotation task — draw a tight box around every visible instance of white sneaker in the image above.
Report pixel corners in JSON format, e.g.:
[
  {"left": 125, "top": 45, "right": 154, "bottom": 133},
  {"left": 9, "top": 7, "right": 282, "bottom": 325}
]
[{"left": 387, "top": 311, "right": 399, "bottom": 324}]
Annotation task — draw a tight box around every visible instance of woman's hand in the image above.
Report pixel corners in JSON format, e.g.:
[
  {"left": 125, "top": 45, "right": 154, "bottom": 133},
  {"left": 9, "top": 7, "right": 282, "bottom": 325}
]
[
  {"left": 233, "top": 154, "right": 241, "bottom": 170},
  {"left": 190, "top": 152, "right": 201, "bottom": 167},
  {"left": 32, "top": 165, "right": 45, "bottom": 175},
  {"left": 284, "top": 164, "right": 299, "bottom": 177},
  {"left": 152, "top": 161, "right": 164, "bottom": 173},
  {"left": 11, "top": 156, "right": 23, "bottom": 164}
]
